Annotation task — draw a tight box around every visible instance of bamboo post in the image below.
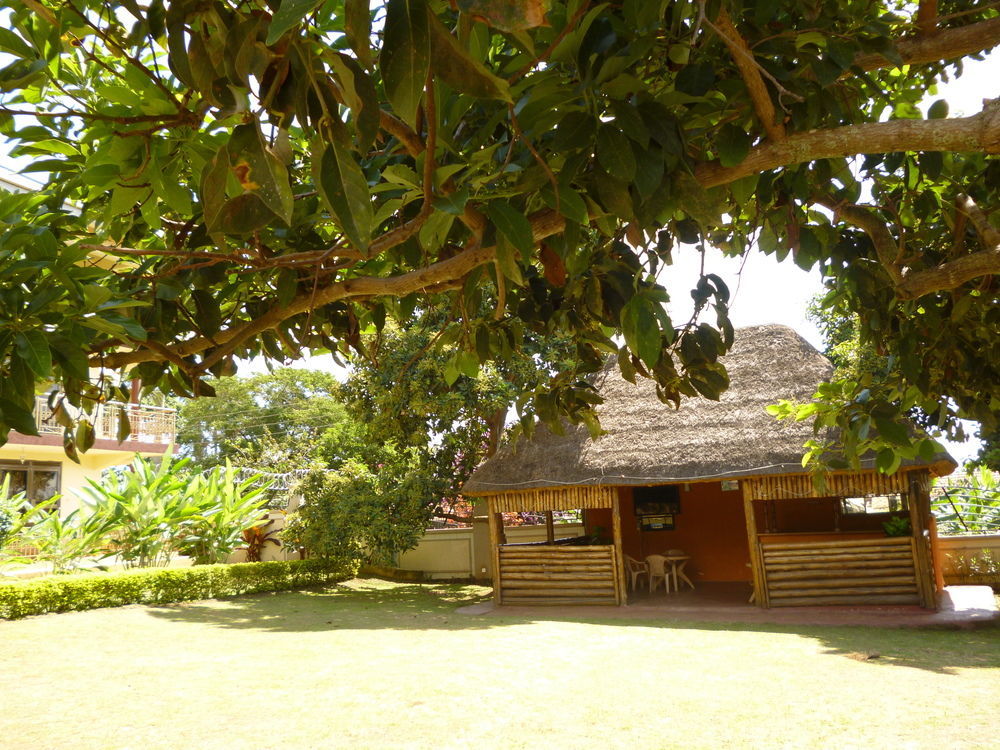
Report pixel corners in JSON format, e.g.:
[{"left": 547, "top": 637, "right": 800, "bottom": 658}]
[
  {"left": 544, "top": 510, "right": 555, "bottom": 544},
  {"left": 929, "top": 515, "right": 945, "bottom": 593},
  {"left": 742, "top": 481, "right": 768, "bottom": 607},
  {"left": 907, "top": 472, "right": 935, "bottom": 609},
  {"left": 611, "top": 493, "right": 626, "bottom": 605},
  {"left": 913, "top": 472, "right": 937, "bottom": 608},
  {"left": 487, "top": 499, "right": 502, "bottom": 604}
]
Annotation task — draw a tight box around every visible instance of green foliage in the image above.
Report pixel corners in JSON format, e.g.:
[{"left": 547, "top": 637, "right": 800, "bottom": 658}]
[
  {"left": 0, "top": 558, "right": 357, "bottom": 620},
  {"left": 175, "top": 369, "right": 349, "bottom": 471},
  {"left": 338, "top": 303, "right": 578, "bottom": 504},
  {"left": 283, "top": 460, "right": 436, "bottom": 566},
  {"left": 175, "top": 462, "right": 272, "bottom": 565},
  {"left": 881, "top": 516, "right": 911, "bottom": 537},
  {"left": 15, "top": 507, "right": 113, "bottom": 574},
  {"left": 0, "top": 1, "right": 997, "bottom": 469},
  {"left": 78, "top": 452, "right": 201, "bottom": 568},
  {"left": 933, "top": 469, "right": 1000, "bottom": 536}
]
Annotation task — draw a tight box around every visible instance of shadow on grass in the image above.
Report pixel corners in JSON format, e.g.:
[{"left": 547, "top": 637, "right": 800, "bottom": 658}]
[{"left": 144, "top": 578, "right": 1000, "bottom": 675}]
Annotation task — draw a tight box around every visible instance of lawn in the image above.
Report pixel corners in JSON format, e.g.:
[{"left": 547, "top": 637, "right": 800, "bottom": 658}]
[{"left": 2, "top": 579, "right": 998, "bottom": 750}]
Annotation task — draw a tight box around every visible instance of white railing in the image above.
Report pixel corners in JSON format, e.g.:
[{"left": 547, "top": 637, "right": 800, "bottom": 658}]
[{"left": 33, "top": 396, "right": 175, "bottom": 445}]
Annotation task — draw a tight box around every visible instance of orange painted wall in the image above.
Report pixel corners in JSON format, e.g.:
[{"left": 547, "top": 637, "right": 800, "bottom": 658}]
[{"left": 585, "top": 482, "right": 752, "bottom": 583}]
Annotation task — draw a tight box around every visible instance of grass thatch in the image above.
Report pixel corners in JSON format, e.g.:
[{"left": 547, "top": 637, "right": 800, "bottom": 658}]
[{"left": 465, "top": 325, "right": 951, "bottom": 494}]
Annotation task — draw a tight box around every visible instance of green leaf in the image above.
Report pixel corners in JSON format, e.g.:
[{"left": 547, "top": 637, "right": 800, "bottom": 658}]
[
  {"left": 344, "top": 0, "right": 374, "bottom": 69},
  {"left": 552, "top": 111, "right": 597, "bottom": 152},
  {"left": 314, "top": 139, "right": 374, "bottom": 253},
  {"left": 0, "top": 398, "right": 38, "bottom": 436},
  {"left": 485, "top": 200, "right": 534, "bottom": 255},
  {"left": 596, "top": 124, "right": 636, "bottom": 181},
  {"left": 329, "top": 53, "right": 380, "bottom": 153},
  {"left": 540, "top": 183, "right": 589, "bottom": 226},
  {"left": 381, "top": 0, "right": 431, "bottom": 127},
  {"left": 227, "top": 122, "right": 295, "bottom": 226},
  {"left": 191, "top": 289, "right": 222, "bottom": 337},
  {"left": 621, "top": 296, "right": 661, "bottom": 368},
  {"left": 876, "top": 447, "right": 901, "bottom": 474},
  {"left": 266, "top": 0, "right": 324, "bottom": 45},
  {"left": 428, "top": 14, "right": 512, "bottom": 102},
  {"left": 494, "top": 236, "right": 525, "bottom": 286},
  {"left": 875, "top": 417, "right": 910, "bottom": 446},
  {"left": 15, "top": 330, "right": 52, "bottom": 378},
  {"left": 927, "top": 99, "right": 949, "bottom": 120},
  {"left": 716, "top": 124, "right": 751, "bottom": 168}
]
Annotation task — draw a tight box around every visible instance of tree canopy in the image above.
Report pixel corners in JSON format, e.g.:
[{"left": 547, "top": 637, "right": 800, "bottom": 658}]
[{"left": 0, "top": 0, "right": 998, "bottom": 467}]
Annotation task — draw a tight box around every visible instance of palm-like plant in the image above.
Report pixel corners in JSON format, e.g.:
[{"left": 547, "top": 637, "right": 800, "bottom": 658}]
[
  {"left": 18, "top": 508, "right": 114, "bottom": 574},
  {"left": 178, "top": 462, "right": 272, "bottom": 565},
  {"left": 79, "top": 452, "right": 202, "bottom": 568}
]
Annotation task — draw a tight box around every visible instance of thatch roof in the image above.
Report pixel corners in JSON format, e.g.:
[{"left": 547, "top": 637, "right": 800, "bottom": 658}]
[{"left": 463, "top": 324, "right": 954, "bottom": 494}]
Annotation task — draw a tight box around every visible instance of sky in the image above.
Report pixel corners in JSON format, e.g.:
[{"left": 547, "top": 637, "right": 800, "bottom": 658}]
[{"left": 1, "top": 43, "right": 995, "bottom": 461}]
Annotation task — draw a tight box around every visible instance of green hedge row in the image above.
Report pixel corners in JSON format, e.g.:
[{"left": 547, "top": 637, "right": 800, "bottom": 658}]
[{"left": 0, "top": 558, "right": 358, "bottom": 619}]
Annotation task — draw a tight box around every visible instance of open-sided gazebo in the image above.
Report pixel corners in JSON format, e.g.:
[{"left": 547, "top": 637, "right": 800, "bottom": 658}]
[{"left": 462, "top": 325, "right": 955, "bottom": 608}]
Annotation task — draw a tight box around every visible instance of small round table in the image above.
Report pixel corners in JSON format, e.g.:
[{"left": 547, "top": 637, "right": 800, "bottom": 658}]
[{"left": 662, "top": 554, "right": 694, "bottom": 592}]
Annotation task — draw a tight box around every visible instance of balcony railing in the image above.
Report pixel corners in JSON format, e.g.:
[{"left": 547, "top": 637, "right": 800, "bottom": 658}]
[{"left": 33, "top": 396, "right": 176, "bottom": 446}]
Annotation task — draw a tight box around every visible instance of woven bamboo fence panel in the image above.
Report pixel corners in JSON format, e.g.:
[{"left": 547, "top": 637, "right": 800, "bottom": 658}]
[
  {"left": 746, "top": 471, "right": 914, "bottom": 501},
  {"left": 489, "top": 485, "right": 616, "bottom": 513}
]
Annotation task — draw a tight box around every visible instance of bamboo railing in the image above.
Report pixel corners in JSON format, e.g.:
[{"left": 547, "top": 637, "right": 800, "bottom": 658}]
[{"left": 759, "top": 536, "right": 920, "bottom": 607}]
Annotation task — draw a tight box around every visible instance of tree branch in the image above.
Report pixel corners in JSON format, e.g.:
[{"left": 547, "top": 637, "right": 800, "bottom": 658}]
[
  {"left": 917, "top": 0, "right": 939, "bottom": 35},
  {"left": 817, "top": 194, "right": 999, "bottom": 300},
  {"left": 711, "top": 10, "right": 786, "bottom": 140},
  {"left": 95, "top": 210, "right": 566, "bottom": 369},
  {"left": 379, "top": 110, "right": 425, "bottom": 157},
  {"left": 854, "top": 15, "right": 1000, "bottom": 72},
  {"left": 696, "top": 98, "right": 1000, "bottom": 188},
  {"left": 815, "top": 197, "right": 904, "bottom": 286}
]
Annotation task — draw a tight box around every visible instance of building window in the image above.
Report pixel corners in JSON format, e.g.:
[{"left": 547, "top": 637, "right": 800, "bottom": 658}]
[
  {"left": 0, "top": 461, "right": 61, "bottom": 509},
  {"left": 841, "top": 494, "right": 908, "bottom": 515}
]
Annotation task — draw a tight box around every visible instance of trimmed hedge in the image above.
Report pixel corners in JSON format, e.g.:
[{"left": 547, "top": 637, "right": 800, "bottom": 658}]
[{"left": 0, "top": 558, "right": 357, "bottom": 619}]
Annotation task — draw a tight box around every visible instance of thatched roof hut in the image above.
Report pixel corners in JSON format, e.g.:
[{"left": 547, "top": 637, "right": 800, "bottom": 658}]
[{"left": 464, "top": 324, "right": 953, "bottom": 495}]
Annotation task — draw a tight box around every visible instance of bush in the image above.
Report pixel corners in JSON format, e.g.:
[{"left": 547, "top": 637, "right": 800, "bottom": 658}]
[{"left": 0, "top": 558, "right": 357, "bottom": 620}]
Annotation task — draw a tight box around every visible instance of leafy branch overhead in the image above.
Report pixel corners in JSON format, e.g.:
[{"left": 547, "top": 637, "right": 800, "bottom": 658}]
[{"left": 0, "top": 0, "right": 998, "bottom": 467}]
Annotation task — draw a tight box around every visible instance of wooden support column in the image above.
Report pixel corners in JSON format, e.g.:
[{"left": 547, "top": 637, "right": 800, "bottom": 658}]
[
  {"left": 611, "top": 493, "right": 627, "bottom": 605},
  {"left": 544, "top": 510, "right": 555, "bottom": 543},
  {"left": 487, "top": 498, "right": 502, "bottom": 604},
  {"left": 929, "top": 515, "right": 945, "bottom": 593},
  {"left": 742, "top": 481, "right": 768, "bottom": 607},
  {"left": 907, "top": 471, "right": 937, "bottom": 609}
]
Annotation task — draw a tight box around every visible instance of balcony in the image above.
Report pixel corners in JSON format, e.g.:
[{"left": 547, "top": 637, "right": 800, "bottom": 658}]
[{"left": 33, "top": 396, "right": 176, "bottom": 446}]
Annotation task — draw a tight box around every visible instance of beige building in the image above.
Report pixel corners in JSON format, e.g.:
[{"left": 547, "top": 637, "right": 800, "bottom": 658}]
[{"left": 0, "top": 395, "right": 176, "bottom": 515}]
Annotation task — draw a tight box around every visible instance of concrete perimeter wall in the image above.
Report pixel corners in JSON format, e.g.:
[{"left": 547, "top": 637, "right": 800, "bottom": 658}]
[
  {"left": 398, "top": 523, "right": 586, "bottom": 581},
  {"left": 938, "top": 534, "right": 1000, "bottom": 587}
]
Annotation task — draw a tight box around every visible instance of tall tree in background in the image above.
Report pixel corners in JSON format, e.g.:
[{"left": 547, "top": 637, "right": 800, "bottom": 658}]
[
  {"left": 339, "top": 301, "right": 577, "bottom": 511},
  {"left": 176, "top": 369, "right": 348, "bottom": 470},
  {"left": 0, "top": 1, "right": 997, "bottom": 472}
]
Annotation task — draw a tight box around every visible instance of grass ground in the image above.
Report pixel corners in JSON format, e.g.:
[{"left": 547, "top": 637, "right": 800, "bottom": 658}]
[{"left": 2, "top": 578, "right": 998, "bottom": 750}]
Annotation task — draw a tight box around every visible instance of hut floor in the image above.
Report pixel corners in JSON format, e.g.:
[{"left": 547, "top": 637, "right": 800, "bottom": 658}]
[{"left": 465, "top": 584, "right": 999, "bottom": 629}]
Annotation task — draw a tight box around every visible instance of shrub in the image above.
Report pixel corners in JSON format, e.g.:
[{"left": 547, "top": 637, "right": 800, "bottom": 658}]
[
  {"left": 0, "top": 558, "right": 357, "bottom": 620},
  {"left": 282, "top": 459, "right": 435, "bottom": 566}
]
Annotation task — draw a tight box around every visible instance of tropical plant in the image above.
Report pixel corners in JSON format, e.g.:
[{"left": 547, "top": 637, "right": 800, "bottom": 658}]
[
  {"left": 241, "top": 518, "right": 282, "bottom": 563},
  {"left": 881, "top": 516, "right": 911, "bottom": 538},
  {"left": 1, "top": 2, "right": 998, "bottom": 473},
  {"left": 933, "top": 468, "right": 1000, "bottom": 536},
  {"left": 16, "top": 508, "right": 113, "bottom": 574},
  {"left": 178, "top": 463, "right": 272, "bottom": 565},
  {"left": 79, "top": 453, "right": 201, "bottom": 568}
]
